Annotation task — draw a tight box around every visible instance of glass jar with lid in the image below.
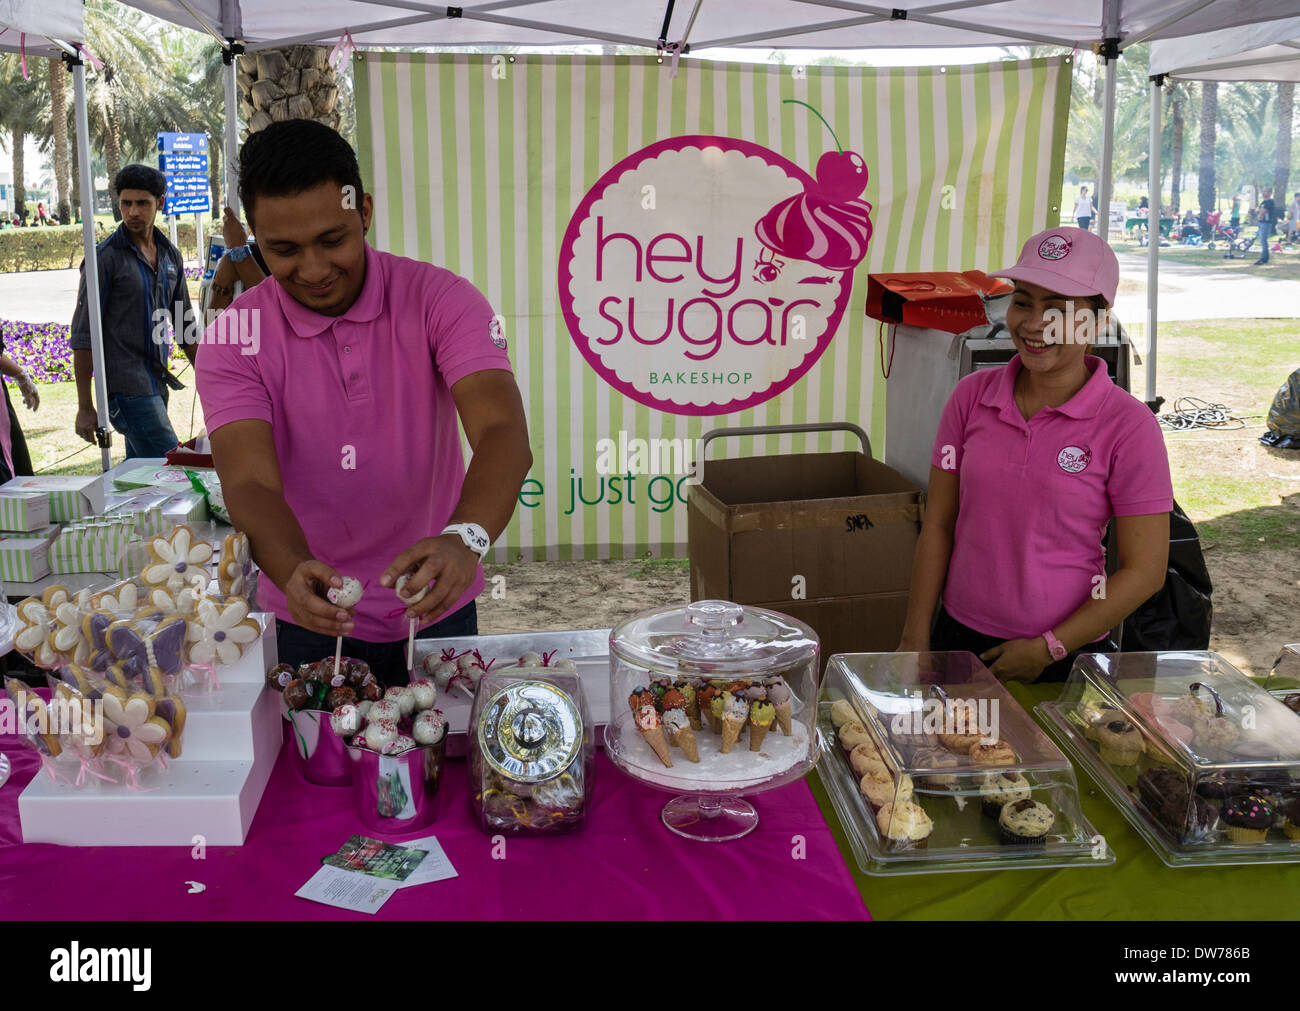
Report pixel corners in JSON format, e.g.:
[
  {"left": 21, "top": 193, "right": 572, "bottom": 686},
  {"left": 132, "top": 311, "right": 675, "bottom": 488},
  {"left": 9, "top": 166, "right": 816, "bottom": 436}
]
[{"left": 606, "top": 599, "right": 820, "bottom": 841}]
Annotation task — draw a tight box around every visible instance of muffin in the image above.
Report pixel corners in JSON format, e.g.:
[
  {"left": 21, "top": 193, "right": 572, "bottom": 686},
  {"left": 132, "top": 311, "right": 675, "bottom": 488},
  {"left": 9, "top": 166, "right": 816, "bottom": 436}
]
[
  {"left": 998, "top": 798, "right": 1055, "bottom": 846},
  {"left": 1221, "top": 793, "right": 1274, "bottom": 843},
  {"left": 838, "top": 721, "right": 874, "bottom": 751},
  {"left": 829, "top": 699, "right": 858, "bottom": 730},
  {"left": 860, "top": 768, "right": 914, "bottom": 809},
  {"left": 1083, "top": 706, "right": 1125, "bottom": 741},
  {"left": 1191, "top": 714, "right": 1239, "bottom": 761},
  {"left": 1168, "top": 693, "right": 1211, "bottom": 724},
  {"left": 912, "top": 746, "right": 961, "bottom": 791},
  {"left": 1282, "top": 795, "right": 1300, "bottom": 841},
  {"left": 876, "top": 799, "right": 933, "bottom": 848},
  {"left": 1097, "top": 719, "right": 1144, "bottom": 766},
  {"left": 968, "top": 739, "right": 1018, "bottom": 767},
  {"left": 1170, "top": 794, "right": 1221, "bottom": 844},
  {"left": 979, "top": 772, "right": 1031, "bottom": 819},
  {"left": 848, "top": 742, "right": 883, "bottom": 777},
  {"left": 1137, "top": 767, "right": 1187, "bottom": 813}
]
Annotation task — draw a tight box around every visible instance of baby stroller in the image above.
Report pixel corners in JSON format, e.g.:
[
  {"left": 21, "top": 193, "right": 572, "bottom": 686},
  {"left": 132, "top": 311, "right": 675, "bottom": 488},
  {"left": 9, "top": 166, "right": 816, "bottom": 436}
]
[{"left": 1202, "top": 211, "right": 1238, "bottom": 249}]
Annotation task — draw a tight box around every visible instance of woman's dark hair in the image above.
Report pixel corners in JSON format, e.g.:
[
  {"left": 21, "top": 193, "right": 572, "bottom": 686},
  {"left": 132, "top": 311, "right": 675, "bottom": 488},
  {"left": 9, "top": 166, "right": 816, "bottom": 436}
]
[
  {"left": 238, "top": 120, "right": 364, "bottom": 226},
  {"left": 114, "top": 164, "right": 166, "bottom": 200}
]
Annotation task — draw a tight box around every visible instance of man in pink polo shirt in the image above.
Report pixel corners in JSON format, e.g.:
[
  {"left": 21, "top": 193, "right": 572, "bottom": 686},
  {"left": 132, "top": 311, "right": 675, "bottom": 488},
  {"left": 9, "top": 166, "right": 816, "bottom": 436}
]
[
  {"left": 196, "top": 120, "right": 532, "bottom": 680},
  {"left": 898, "top": 227, "right": 1172, "bottom": 681}
]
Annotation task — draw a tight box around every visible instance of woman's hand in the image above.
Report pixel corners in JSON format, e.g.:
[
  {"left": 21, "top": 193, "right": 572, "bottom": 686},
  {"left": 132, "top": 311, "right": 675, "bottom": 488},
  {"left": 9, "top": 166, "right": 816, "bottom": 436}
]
[
  {"left": 896, "top": 630, "right": 930, "bottom": 653},
  {"left": 16, "top": 372, "right": 38, "bottom": 411},
  {"left": 222, "top": 206, "right": 248, "bottom": 250},
  {"left": 981, "top": 637, "right": 1053, "bottom": 682}
]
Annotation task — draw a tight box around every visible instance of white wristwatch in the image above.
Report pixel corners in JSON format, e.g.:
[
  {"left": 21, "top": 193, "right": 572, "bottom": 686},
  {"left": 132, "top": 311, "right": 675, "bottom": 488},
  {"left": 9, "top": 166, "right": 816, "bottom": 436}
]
[{"left": 442, "top": 522, "right": 491, "bottom": 560}]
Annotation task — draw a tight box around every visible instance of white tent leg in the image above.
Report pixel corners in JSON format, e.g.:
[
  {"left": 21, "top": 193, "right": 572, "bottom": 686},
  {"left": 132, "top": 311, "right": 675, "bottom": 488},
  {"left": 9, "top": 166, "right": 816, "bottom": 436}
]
[
  {"left": 72, "top": 60, "right": 113, "bottom": 472},
  {"left": 1098, "top": 52, "right": 1118, "bottom": 241},
  {"left": 224, "top": 47, "right": 240, "bottom": 218},
  {"left": 1146, "top": 77, "right": 1162, "bottom": 406}
]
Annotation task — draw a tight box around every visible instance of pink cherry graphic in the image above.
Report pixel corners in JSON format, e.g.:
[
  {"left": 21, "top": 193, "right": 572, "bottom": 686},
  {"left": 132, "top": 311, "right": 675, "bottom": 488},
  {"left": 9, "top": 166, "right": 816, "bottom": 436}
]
[{"left": 813, "top": 150, "right": 868, "bottom": 202}]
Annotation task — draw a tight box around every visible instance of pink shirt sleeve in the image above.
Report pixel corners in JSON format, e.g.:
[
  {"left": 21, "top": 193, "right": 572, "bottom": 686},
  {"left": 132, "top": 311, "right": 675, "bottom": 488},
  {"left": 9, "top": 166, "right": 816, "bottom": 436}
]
[
  {"left": 930, "top": 373, "right": 978, "bottom": 474},
  {"left": 1107, "top": 406, "right": 1173, "bottom": 516},
  {"left": 194, "top": 308, "right": 272, "bottom": 434},
  {"left": 427, "top": 274, "right": 514, "bottom": 387}
]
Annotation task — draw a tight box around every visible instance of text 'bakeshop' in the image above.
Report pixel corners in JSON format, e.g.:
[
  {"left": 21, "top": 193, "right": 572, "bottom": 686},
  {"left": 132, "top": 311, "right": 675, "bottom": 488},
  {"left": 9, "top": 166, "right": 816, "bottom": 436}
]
[{"left": 48, "top": 942, "right": 151, "bottom": 991}]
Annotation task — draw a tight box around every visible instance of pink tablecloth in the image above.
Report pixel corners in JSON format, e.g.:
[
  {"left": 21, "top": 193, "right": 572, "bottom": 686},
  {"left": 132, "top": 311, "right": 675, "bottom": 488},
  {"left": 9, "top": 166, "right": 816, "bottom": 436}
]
[{"left": 0, "top": 733, "right": 868, "bottom": 921}]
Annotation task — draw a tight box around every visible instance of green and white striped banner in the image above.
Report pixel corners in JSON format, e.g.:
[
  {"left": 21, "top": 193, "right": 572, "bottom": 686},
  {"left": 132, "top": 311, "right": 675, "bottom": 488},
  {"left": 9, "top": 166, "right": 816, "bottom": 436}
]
[{"left": 355, "top": 54, "right": 1070, "bottom": 560}]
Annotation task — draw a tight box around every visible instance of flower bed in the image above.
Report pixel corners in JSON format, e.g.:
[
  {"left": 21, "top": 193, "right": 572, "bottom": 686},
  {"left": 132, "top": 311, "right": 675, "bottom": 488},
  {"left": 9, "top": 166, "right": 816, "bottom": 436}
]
[{"left": 1, "top": 319, "right": 191, "bottom": 384}]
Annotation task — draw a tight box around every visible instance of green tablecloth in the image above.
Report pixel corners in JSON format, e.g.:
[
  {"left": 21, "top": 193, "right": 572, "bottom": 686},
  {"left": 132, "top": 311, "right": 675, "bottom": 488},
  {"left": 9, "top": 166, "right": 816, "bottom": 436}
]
[
  {"left": 810, "top": 681, "right": 1300, "bottom": 920},
  {"left": 1126, "top": 215, "right": 1174, "bottom": 236}
]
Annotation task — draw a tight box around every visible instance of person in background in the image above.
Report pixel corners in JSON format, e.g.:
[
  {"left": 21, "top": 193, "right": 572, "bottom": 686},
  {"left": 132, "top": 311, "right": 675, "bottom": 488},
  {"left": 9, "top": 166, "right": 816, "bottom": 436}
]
[
  {"left": 0, "top": 350, "right": 39, "bottom": 482},
  {"left": 208, "top": 206, "right": 269, "bottom": 314},
  {"left": 1073, "top": 185, "right": 1095, "bottom": 232},
  {"left": 897, "top": 227, "right": 1171, "bottom": 681},
  {"left": 70, "top": 164, "right": 198, "bottom": 459},
  {"left": 1286, "top": 191, "right": 1300, "bottom": 244},
  {"left": 1230, "top": 195, "right": 1241, "bottom": 230},
  {"left": 36, "top": 201, "right": 51, "bottom": 226},
  {"left": 1254, "top": 187, "right": 1276, "bottom": 265}
]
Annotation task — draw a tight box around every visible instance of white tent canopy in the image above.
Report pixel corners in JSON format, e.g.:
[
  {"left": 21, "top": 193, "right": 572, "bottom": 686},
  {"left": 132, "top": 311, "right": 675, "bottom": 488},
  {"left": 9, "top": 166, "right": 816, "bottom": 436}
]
[
  {"left": 1, "top": 0, "right": 114, "bottom": 470},
  {"left": 1150, "top": 15, "right": 1300, "bottom": 81}
]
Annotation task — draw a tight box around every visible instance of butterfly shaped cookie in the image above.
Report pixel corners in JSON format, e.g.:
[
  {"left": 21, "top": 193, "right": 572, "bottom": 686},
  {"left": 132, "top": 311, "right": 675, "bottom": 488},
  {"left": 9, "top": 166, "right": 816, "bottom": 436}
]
[{"left": 105, "top": 615, "right": 189, "bottom": 696}]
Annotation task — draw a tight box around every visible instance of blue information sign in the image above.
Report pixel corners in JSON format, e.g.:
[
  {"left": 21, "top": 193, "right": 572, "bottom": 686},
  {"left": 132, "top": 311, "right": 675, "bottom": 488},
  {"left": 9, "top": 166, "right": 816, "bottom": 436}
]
[
  {"left": 164, "top": 174, "right": 210, "bottom": 195},
  {"left": 160, "top": 152, "right": 208, "bottom": 173},
  {"left": 165, "top": 194, "right": 211, "bottom": 214},
  {"left": 157, "top": 132, "right": 208, "bottom": 152}
]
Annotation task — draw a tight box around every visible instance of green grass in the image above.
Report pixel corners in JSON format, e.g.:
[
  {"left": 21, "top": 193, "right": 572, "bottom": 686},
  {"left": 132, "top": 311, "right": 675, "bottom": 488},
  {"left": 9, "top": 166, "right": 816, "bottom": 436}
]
[{"left": 1128, "top": 242, "right": 1300, "bottom": 282}]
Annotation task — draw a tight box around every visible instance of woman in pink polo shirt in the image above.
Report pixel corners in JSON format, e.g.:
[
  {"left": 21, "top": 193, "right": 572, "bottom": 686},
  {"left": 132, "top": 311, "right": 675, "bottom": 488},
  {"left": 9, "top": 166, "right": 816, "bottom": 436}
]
[{"left": 898, "top": 227, "right": 1172, "bottom": 681}]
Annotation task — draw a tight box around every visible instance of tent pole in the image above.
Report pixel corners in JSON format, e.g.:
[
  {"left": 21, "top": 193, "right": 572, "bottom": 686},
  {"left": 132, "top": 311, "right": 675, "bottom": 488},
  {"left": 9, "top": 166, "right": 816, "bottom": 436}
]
[
  {"left": 1145, "top": 76, "right": 1162, "bottom": 408},
  {"left": 1098, "top": 46, "right": 1118, "bottom": 242},
  {"left": 71, "top": 58, "right": 113, "bottom": 472},
  {"left": 223, "top": 41, "right": 242, "bottom": 218}
]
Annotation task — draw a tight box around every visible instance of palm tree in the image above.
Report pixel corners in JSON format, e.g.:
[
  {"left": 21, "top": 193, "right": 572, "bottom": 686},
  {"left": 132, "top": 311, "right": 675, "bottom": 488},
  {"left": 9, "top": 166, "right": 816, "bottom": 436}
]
[
  {"left": 1219, "top": 83, "right": 1276, "bottom": 207},
  {"left": 1197, "top": 81, "right": 1217, "bottom": 229},
  {"left": 1276, "top": 82, "right": 1294, "bottom": 205},
  {"left": 237, "top": 45, "right": 341, "bottom": 140},
  {"left": 48, "top": 57, "right": 71, "bottom": 224},
  {"left": 0, "top": 58, "right": 49, "bottom": 223}
]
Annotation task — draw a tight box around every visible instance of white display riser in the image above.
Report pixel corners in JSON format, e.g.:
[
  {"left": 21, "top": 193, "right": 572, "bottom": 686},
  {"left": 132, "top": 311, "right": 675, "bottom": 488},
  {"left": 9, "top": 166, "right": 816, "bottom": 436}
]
[{"left": 18, "top": 615, "right": 282, "bottom": 846}]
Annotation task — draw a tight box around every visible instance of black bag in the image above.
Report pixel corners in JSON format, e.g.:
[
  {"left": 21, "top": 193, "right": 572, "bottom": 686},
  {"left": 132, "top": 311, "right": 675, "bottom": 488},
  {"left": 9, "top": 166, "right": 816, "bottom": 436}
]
[
  {"left": 1260, "top": 365, "right": 1300, "bottom": 450},
  {"left": 1120, "top": 500, "right": 1213, "bottom": 651}
]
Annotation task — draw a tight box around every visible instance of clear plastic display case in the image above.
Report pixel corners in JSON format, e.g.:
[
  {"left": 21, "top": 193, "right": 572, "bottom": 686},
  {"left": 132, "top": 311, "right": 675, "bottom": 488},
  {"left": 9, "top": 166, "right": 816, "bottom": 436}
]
[
  {"left": 606, "top": 600, "right": 820, "bottom": 841},
  {"left": 1038, "top": 651, "right": 1300, "bottom": 867},
  {"left": 468, "top": 667, "right": 595, "bottom": 836},
  {"left": 817, "top": 652, "right": 1112, "bottom": 875}
]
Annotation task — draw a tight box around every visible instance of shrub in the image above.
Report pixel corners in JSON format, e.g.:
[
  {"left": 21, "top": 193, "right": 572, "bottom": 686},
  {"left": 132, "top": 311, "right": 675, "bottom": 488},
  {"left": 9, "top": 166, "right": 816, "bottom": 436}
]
[{"left": 0, "top": 221, "right": 214, "bottom": 272}]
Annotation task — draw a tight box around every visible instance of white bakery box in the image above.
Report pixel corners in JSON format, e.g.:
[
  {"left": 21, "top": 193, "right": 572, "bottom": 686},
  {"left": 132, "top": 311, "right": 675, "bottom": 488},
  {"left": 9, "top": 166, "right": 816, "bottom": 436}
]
[{"left": 17, "top": 614, "right": 282, "bottom": 847}]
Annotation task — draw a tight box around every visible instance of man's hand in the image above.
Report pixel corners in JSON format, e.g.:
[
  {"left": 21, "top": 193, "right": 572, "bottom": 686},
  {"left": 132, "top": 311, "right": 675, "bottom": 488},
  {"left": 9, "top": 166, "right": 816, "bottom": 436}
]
[
  {"left": 381, "top": 534, "right": 479, "bottom": 625},
  {"left": 222, "top": 207, "right": 248, "bottom": 250},
  {"left": 285, "top": 559, "right": 356, "bottom": 637},
  {"left": 74, "top": 406, "right": 98, "bottom": 444},
  {"left": 16, "top": 372, "right": 38, "bottom": 411},
  {"left": 981, "top": 637, "right": 1054, "bottom": 683}
]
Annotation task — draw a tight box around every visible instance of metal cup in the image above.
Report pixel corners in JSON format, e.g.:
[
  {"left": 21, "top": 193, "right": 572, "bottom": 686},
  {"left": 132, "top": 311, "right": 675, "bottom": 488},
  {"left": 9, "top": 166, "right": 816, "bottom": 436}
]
[
  {"left": 347, "top": 738, "right": 446, "bottom": 834},
  {"left": 284, "top": 709, "right": 352, "bottom": 787}
]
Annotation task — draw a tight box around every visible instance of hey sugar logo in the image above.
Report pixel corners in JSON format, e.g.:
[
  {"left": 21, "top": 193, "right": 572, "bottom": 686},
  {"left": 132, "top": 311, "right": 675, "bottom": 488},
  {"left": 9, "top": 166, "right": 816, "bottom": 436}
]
[
  {"left": 558, "top": 102, "right": 872, "bottom": 415},
  {"left": 489, "top": 316, "right": 507, "bottom": 350},
  {"left": 1057, "top": 445, "right": 1092, "bottom": 474},
  {"left": 1037, "top": 234, "right": 1072, "bottom": 261}
]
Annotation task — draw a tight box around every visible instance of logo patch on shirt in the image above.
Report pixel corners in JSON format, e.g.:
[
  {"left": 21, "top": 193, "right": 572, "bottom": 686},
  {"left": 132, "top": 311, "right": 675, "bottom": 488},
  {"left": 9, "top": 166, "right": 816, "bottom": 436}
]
[
  {"left": 488, "top": 317, "right": 507, "bottom": 350},
  {"left": 1057, "top": 445, "right": 1091, "bottom": 473},
  {"left": 1038, "top": 235, "right": 1072, "bottom": 261}
]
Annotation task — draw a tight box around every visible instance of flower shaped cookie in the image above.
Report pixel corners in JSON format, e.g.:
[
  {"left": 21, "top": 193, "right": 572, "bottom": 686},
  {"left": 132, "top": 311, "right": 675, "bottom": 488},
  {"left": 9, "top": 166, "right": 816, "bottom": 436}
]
[
  {"left": 53, "top": 683, "right": 104, "bottom": 761},
  {"left": 90, "top": 581, "right": 142, "bottom": 613},
  {"left": 218, "top": 532, "right": 253, "bottom": 596},
  {"left": 148, "top": 585, "right": 201, "bottom": 617},
  {"left": 101, "top": 687, "right": 170, "bottom": 764},
  {"left": 189, "top": 597, "right": 261, "bottom": 667},
  {"left": 14, "top": 586, "right": 72, "bottom": 668},
  {"left": 142, "top": 525, "right": 213, "bottom": 593}
]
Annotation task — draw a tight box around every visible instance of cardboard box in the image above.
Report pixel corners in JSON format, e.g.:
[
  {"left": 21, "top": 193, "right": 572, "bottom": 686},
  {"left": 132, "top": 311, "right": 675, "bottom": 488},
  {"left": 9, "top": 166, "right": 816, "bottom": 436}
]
[
  {"left": 0, "top": 491, "right": 50, "bottom": 532},
  {"left": 0, "top": 476, "right": 105, "bottom": 522},
  {"left": 756, "top": 591, "right": 912, "bottom": 665},
  {"left": 687, "top": 451, "right": 923, "bottom": 602},
  {"left": 0, "top": 524, "right": 61, "bottom": 582}
]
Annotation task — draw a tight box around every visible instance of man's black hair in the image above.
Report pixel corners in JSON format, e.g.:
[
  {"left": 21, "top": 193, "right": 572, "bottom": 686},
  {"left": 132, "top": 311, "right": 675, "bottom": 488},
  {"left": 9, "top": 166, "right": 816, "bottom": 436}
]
[
  {"left": 238, "top": 119, "right": 364, "bottom": 226},
  {"left": 114, "top": 164, "right": 166, "bottom": 200}
]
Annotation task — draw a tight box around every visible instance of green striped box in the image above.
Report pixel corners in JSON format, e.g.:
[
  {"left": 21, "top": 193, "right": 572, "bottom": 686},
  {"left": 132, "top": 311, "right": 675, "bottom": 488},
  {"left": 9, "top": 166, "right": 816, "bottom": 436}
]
[
  {"left": 0, "top": 476, "right": 106, "bottom": 523},
  {"left": 49, "top": 518, "right": 133, "bottom": 574},
  {"left": 162, "top": 491, "right": 208, "bottom": 525},
  {"left": 0, "top": 491, "right": 50, "bottom": 532},
  {"left": 103, "top": 491, "right": 171, "bottom": 537},
  {"left": 0, "top": 524, "right": 60, "bottom": 583}
]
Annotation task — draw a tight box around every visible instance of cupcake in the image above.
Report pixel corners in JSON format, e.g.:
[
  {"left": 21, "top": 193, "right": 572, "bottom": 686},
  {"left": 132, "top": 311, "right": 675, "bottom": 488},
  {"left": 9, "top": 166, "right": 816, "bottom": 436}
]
[
  {"left": 1282, "top": 795, "right": 1300, "bottom": 841},
  {"left": 876, "top": 799, "right": 933, "bottom": 848},
  {"left": 980, "top": 772, "right": 1031, "bottom": 819},
  {"left": 912, "top": 747, "right": 961, "bottom": 791},
  {"left": 998, "top": 798, "right": 1055, "bottom": 845},
  {"left": 859, "top": 768, "right": 914, "bottom": 809},
  {"left": 968, "top": 739, "right": 1018, "bottom": 767},
  {"left": 838, "top": 721, "right": 874, "bottom": 752},
  {"left": 1137, "top": 767, "right": 1186, "bottom": 813},
  {"left": 938, "top": 699, "right": 984, "bottom": 753},
  {"left": 848, "top": 742, "right": 883, "bottom": 777},
  {"left": 1191, "top": 714, "right": 1239, "bottom": 761},
  {"left": 1168, "top": 693, "right": 1210, "bottom": 724},
  {"left": 1170, "top": 794, "right": 1221, "bottom": 844},
  {"left": 1282, "top": 694, "right": 1300, "bottom": 715},
  {"left": 1097, "top": 719, "right": 1144, "bottom": 766},
  {"left": 1083, "top": 706, "right": 1125, "bottom": 741},
  {"left": 1221, "top": 793, "right": 1273, "bottom": 843}
]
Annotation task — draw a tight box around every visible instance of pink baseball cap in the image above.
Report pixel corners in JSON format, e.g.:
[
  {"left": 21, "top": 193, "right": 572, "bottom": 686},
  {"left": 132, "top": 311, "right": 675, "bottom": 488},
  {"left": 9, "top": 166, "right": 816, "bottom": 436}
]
[{"left": 990, "top": 226, "right": 1120, "bottom": 307}]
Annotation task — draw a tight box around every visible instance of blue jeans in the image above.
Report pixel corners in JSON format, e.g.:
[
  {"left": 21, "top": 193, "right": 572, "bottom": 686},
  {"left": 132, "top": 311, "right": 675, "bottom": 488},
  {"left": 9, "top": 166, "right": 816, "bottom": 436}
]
[
  {"left": 107, "top": 392, "right": 179, "bottom": 459},
  {"left": 1258, "top": 224, "right": 1272, "bottom": 261},
  {"left": 275, "top": 600, "right": 479, "bottom": 686}
]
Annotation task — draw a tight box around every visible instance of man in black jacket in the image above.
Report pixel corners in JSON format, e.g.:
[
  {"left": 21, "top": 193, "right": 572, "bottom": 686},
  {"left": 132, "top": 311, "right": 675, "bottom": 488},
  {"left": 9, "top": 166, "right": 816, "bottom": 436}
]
[
  {"left": 1253, "top": 187, "right": 1277, "bottom": 265},
  {"left": 70, "top": 164, "right": 198, "bottom": 458}
]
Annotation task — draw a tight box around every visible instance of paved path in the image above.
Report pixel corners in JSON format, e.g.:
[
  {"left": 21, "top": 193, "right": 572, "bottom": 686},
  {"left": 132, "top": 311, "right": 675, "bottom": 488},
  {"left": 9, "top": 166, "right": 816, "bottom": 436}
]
[{"left": 0, "top": 268, "right": 81, "bottom": 326}]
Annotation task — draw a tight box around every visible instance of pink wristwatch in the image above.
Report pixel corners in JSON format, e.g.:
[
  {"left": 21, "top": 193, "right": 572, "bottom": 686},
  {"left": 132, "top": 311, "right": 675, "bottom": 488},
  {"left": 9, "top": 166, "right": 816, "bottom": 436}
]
[{"left": 1042, "top": 629, "right": 1068, "bottom": 662}]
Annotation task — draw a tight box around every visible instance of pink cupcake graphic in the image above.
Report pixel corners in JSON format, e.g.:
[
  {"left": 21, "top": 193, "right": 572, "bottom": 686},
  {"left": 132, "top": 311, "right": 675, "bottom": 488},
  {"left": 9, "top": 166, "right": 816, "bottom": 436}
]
[{"left": 753, "top": 100, "right": 874, "bottom": 281}]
